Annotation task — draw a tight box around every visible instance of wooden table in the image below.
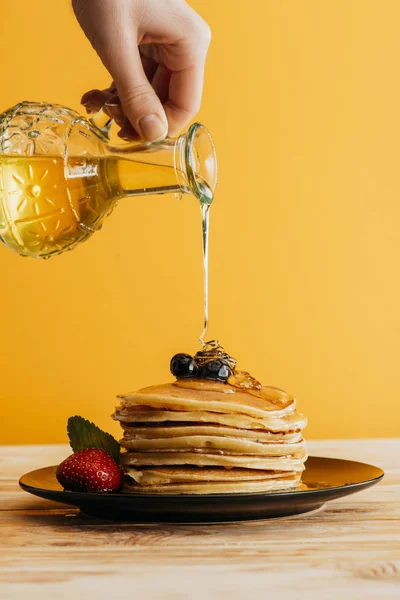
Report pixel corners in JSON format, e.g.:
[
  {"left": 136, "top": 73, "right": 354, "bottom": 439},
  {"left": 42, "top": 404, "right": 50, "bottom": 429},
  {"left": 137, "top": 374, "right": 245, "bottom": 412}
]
[{"left": 1, "top": 440, "right": 399, "bottom": 599}]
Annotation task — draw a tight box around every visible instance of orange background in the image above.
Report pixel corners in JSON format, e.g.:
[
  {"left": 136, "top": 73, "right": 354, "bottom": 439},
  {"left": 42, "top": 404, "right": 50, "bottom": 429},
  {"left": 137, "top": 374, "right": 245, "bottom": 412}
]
[{"left": 1, "top": 0, "right": 400, "bottom": 443}]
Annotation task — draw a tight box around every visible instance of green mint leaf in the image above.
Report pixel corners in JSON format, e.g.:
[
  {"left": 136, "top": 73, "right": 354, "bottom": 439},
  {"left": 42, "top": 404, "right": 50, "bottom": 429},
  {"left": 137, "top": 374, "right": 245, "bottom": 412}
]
[{"left": 67, "top": 416, "right": 120, "bottom": 462}]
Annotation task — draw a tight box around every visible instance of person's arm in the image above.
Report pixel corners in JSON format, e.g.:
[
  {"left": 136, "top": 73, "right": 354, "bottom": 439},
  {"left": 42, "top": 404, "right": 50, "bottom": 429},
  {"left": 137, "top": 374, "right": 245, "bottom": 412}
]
[{"left": 72, "top": 0, "right": 211, "bottom": 141}]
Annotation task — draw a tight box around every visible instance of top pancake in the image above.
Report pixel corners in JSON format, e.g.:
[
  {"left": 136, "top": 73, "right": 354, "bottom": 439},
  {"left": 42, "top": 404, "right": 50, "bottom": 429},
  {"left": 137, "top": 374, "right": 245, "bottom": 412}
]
[
  {"left": 117, "top": 380, "right": 296, "bottom": 419},
  {"left": 113, "top": 407, "right": 307, "bottom": 432}
]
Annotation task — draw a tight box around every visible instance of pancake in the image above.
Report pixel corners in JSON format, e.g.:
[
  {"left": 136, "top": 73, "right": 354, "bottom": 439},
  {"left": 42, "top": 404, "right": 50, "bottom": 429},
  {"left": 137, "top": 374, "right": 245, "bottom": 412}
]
[
  {"left": 114, "top": 407, "right": 307, "bottom": 432},
  {"left": 120, "top": 435, "right": 306, "bottom": 456},
  {"left": 123, "top": 475, "right": 301, "bottom": 494},
  {"left": 114, "top": 376, "right": 307, "bottom": 494},
  {"left": 120, "top": 424, "right": 303, "bottom": 443},
  {"left": 117, "top": 381, "right": 296, "bottom": 419},
  {"left": 121, "top": 451, "right": 307, "bottom": 471},
  {"left": 125, "top": 466, "right": 294, "bottom": 484}
]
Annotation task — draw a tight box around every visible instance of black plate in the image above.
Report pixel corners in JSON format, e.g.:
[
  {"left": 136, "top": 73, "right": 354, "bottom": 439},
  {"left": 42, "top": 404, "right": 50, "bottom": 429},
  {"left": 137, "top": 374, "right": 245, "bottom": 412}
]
[{"left": 19, "top": 456, "right": 383, "bottom": 523}]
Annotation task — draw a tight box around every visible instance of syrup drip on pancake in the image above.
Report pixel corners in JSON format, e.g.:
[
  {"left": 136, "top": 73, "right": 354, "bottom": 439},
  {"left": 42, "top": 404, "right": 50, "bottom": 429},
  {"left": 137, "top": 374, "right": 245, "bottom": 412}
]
[{"left": 171, "top": 340, "right": 262, "bottom": 391}]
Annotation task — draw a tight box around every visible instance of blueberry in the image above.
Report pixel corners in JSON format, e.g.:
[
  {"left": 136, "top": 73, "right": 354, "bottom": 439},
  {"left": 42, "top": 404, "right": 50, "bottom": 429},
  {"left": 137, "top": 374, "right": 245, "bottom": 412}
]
[
  {"left": 170, "top": 353, "right": 197, "bottom": 378},
  {"left": 198, "top": 359, "right": 231, "bottom": 383}
]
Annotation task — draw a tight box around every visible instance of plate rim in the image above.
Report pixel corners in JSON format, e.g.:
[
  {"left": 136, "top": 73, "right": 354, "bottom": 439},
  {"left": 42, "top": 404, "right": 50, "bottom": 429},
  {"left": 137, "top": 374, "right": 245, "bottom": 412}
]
[{"left": 19, "top": 455, "right": 385, "bottom": 500}]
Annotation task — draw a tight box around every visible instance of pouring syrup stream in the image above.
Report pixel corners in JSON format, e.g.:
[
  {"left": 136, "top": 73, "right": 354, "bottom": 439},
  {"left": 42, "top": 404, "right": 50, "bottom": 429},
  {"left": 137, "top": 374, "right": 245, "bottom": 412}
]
[{"left": 200, "top": 203, "right": 210, "bottom": 346}]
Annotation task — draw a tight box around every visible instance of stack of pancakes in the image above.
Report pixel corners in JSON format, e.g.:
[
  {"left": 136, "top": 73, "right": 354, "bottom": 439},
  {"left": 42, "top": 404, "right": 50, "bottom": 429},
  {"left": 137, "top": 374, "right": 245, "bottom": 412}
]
[{"left": 113, "top": 379, "right": 307, "bottom": 494}]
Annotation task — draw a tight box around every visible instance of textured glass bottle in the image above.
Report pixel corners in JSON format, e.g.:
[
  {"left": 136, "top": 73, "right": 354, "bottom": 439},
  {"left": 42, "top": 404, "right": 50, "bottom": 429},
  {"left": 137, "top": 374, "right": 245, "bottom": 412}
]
[{"left": 0, "top": 102, "right": 217, "bottom": 258}]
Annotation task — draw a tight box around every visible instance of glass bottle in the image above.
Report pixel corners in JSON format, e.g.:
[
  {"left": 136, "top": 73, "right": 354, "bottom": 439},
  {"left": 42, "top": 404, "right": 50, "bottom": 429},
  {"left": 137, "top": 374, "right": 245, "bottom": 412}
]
[{"left": 0, "top": 101, "right": 217, "bottom": 259}]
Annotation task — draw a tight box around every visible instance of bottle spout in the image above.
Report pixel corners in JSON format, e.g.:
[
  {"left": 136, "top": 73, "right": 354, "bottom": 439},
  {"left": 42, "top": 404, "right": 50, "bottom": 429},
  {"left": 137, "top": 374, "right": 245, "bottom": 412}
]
[{"left": 178, "top": 123, "right": 218, "bottom": 205}]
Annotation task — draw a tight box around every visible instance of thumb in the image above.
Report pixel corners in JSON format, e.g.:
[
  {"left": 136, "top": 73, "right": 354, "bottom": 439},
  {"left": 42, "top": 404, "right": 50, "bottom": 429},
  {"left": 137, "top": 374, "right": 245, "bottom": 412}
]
[{"left": 110, "top": 45, "right": 168, "bottom": 142}]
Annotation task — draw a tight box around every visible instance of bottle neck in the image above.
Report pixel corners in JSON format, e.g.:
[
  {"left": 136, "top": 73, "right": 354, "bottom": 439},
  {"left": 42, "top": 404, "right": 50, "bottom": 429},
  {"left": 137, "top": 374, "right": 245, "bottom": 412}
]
[
  {"left": 106, "top": 123, "right": 216, "bottom": 204},
  {"left": 106, "top": 135, "right": 190, "bottom": 199}
]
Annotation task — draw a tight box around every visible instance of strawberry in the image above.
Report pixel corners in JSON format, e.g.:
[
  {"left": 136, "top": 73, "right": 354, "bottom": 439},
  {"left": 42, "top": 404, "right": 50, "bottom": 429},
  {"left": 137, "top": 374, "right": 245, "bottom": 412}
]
[{"left": 56, "top": 448, "right": 122, "bottom": 492}]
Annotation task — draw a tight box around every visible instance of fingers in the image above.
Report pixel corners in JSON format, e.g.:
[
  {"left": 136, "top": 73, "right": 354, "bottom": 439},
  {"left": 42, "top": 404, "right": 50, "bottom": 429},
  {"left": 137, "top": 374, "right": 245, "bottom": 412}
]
[
  {"left": 164, "top": 64, "right": 205, "bottom": 137},
  {"left": 133, "top": 52, "right": 207, "bottom": 137},
  {"left": 165, "top": 18, "right": 211, "bottom": 135},
  {"left": 80, "top": 51, "right": 163, "bottom": 141},
  {"left": 151, "top": 65, "right": 171, "bottom": 105},
  {"left": 140, "top": 53, "right": 159, "bottom": 83},
  {"left": 81, "top": 88, "right": 114, "bottom": 113},
  {"left": 107, "top": 39, "right": 168, "bottom": 142},
  {"left": 81, "top": 55, "right": 159, "bottom": 132},
  {"left": 104, "top": 97, "right": 125, "bottom": 127},
  {"left": 139, "top": 12, "right": 211, "bottom": 136},
  {"left": 117, "top": 123, "right": 140, "bottom": 141}
]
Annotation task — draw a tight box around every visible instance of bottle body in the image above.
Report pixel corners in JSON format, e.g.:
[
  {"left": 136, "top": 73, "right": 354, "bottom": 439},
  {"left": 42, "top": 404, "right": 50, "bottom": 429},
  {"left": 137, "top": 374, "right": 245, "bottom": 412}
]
[
  {"left": 0, "top": 102, "right": 217, "bottom": 258},
  {"left": 0, "top": 155, "right": 121, "bottom": 257}
]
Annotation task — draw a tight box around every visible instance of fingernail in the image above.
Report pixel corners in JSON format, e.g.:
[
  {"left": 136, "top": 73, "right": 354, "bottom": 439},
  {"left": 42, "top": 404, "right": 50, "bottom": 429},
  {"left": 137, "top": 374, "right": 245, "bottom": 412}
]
[
  {"left": 104, "top": 103, "right": 124, "bottom": 122},
  {"left": 138, "top": 114, "right": 167, "bottom": 142}
]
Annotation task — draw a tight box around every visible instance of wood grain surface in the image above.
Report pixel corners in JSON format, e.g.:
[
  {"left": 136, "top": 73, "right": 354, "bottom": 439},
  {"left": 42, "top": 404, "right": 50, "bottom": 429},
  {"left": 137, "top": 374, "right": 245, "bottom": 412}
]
[{"left": 0, "top": 440, "right": 399, "bottom": 599}]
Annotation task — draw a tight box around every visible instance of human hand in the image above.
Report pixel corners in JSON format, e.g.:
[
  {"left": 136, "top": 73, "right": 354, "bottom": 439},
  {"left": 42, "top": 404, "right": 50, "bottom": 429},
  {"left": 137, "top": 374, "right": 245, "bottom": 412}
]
[{"left": 72, "top": 0, "right": 211, "bottom": 141}]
